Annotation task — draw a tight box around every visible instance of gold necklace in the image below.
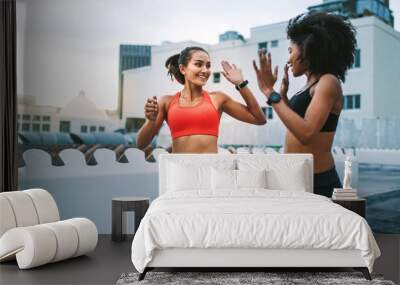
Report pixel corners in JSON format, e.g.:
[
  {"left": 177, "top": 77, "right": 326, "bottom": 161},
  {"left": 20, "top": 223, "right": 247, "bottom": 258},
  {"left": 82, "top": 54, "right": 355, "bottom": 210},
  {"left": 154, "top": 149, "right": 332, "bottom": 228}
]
[{"left": 180, "top": 90, "right": 201, "bottom": 105}]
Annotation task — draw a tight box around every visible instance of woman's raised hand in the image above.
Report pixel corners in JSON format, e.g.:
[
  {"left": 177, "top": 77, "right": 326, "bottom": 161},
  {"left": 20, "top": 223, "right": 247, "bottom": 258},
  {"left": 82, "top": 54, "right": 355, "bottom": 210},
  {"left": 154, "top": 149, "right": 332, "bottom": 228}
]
[
  {"left": 280, "top": 64, "right": 289, "bottom": 98},
  {"left": 253, "top": 49, "right": 278, "bottom": 97},
  {"left": 144, "top": 96, "right": 158, "bottom": 121},
  {"left": 221, "top": 60, "right": 244, "bottom": 86}
]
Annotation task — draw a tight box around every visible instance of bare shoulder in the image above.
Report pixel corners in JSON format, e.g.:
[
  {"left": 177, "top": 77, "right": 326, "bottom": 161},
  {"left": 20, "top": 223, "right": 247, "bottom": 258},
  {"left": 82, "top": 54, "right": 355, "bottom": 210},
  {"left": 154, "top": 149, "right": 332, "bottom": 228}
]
[
  {"left": 159, "top": 94, "right": 174, "bottom": 103},
  {"left": 318, "top": 74, "right": 341, "bottom": 89},
  {"left": 316, "top": 74, "right": 341, "bottom": 97},
  {"left": 158, "top": 94, "right": 175, "bottom": 106},
  {"left": 209, "top": 91, "right": 229, "bottom": 102},
  {"left": 158, "top": 95, "right": 175, "bottom": 112}
]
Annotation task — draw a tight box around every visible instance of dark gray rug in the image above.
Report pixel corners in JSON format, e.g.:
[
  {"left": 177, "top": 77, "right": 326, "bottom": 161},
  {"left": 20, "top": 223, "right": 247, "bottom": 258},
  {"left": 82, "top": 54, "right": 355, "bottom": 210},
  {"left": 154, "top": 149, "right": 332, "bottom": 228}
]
[{"left": 116, "top": 271, "right": 396, "bottom": 285}]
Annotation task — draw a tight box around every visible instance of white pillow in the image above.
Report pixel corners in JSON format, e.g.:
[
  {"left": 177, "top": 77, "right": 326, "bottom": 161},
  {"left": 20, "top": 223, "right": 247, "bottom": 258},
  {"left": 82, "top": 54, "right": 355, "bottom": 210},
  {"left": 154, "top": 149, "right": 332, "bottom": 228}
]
[
  {"left": 266, "top": 162, "right": 306, "bottom": 191},
  {"left": 236, "top": 169, "right": 267, "bottom": 189},
  {"left": 237, "top": 158, "right": 308, "bottom": 191},
  {"left": 211, "top": 168, "right": 236, "bottom": 190},
  {"left": 211, "top": 169, "right": 268, "bottom": 190},
  {"left": 167, "top": 162, "right": 210, "bottom": 191},
  {"left": 166, "top": 159, "right": 236, "bottom": 192}
]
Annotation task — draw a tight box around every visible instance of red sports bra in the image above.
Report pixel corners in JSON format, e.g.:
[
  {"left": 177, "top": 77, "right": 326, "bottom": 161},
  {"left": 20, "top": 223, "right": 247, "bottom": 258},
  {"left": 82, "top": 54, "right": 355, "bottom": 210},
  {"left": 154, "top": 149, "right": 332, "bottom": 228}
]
[{"left": 167, "top": 91, "right": 220, "bottom": 139}]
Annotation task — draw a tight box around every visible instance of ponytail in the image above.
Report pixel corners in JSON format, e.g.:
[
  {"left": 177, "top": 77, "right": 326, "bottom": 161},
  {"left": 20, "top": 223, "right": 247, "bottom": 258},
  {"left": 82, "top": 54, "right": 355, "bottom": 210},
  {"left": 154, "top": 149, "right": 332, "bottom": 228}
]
[
  {"left": 165, "top": 54, "right": 185, "bottom": 84},
  {"left": 165, "top": 46, "right": 208, "bottom": 85}
]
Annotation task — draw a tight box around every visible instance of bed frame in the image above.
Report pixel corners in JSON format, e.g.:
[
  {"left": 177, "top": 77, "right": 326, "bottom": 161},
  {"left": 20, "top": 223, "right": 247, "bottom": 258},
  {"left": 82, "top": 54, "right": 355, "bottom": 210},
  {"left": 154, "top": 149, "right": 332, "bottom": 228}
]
[
  {"left": 140, "top": 248, "right": 371, "bottom": 280},
  {"left": 138, "top": 154, "right": 371, "bottom": 281}
]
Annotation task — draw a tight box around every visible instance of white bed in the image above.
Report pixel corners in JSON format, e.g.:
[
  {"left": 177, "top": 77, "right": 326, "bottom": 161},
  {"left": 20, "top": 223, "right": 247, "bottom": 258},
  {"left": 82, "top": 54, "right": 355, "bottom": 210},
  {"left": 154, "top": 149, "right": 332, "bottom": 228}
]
[{"left": 131, "top": 154, "right": 380, "bottom": 280}]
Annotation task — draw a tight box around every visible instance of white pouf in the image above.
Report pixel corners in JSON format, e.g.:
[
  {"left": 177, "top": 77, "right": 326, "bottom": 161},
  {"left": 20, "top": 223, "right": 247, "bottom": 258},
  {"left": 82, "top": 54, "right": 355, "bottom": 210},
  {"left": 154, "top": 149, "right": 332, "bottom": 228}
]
[{"left": 0, "top": 189, "right": 98, "bottom": 269}]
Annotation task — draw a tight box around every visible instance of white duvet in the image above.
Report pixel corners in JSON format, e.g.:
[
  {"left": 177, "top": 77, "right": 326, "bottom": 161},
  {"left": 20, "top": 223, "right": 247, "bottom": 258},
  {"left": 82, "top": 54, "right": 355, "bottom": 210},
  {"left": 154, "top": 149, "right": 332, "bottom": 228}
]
[{"left": 131, "top": 190, "right": 380, "bottom": 273}]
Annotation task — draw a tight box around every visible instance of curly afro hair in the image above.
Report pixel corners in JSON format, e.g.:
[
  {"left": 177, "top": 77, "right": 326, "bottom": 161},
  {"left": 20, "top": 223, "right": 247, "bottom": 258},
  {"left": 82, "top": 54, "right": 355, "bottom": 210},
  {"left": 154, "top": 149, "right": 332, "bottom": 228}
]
[{"left": 286, "top": 12, "right": 357, "bottom": 82}]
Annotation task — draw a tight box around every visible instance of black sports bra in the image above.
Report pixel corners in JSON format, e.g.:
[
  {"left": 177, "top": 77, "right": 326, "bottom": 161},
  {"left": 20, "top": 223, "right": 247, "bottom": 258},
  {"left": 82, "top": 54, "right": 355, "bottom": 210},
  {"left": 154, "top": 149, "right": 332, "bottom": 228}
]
[{"left": 288, "top": 80, "right": 339, "bottom": 132}]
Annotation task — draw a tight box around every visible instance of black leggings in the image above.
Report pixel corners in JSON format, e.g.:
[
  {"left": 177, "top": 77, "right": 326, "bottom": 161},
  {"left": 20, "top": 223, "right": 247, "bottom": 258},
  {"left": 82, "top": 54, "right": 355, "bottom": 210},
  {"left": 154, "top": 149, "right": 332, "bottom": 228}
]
[{"left": 314, "top": 167, "right": 342, "bottom": 197}]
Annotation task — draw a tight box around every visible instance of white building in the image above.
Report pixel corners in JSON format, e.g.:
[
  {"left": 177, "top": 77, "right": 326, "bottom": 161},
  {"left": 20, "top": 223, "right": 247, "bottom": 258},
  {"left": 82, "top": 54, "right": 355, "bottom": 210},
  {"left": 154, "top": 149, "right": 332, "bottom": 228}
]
[
  {"left": 17, "top": 95, "right": 60, "bottom": 133},
  {"left": 122, "top": 16, "right": 400, "bottom": 146},
  {"left": 18, "top": 91, "right": 122, "bottom": 134}
]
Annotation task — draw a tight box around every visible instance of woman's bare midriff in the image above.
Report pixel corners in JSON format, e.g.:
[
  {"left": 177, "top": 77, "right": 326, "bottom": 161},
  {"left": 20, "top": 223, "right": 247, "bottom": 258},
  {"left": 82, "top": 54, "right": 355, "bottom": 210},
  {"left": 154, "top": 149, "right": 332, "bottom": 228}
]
[
  {"left": 172, "top": 135, "right": 218, "bottom": 153},
  {"left": 285, "top": 131, "right": 336, "bottom": 173}
]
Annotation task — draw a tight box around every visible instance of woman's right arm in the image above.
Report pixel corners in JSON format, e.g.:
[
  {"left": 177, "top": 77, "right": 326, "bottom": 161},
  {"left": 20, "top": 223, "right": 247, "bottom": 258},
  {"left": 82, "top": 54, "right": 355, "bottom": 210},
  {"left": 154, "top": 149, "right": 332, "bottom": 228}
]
[{"left": 136, "top": 95, "right": 170, "bottom": 150}]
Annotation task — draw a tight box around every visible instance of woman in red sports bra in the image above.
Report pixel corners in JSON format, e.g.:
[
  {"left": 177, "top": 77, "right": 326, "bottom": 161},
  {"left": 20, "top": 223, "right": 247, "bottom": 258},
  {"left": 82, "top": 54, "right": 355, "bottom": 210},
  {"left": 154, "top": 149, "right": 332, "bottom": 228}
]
[{"left": 136, "top": 46, "right": 266, "bottom": 153}]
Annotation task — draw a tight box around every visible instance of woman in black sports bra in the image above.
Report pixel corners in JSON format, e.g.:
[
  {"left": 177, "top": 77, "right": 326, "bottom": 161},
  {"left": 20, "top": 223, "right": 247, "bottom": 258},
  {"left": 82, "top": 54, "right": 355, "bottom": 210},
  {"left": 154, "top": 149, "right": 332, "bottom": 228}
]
[{"left": 253, "top": 12, "right": 357, "bottom": 197}]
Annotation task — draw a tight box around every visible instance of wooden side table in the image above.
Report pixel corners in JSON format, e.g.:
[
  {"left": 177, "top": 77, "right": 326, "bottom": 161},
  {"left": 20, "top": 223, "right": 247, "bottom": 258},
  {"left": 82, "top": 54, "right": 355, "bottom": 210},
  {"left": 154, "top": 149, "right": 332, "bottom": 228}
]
[
  {"left": 331, "top": 198, "right": 366, "bottom": 218},
  {"left": 112, "top": 197, "right": 149, "bottom": 242}
]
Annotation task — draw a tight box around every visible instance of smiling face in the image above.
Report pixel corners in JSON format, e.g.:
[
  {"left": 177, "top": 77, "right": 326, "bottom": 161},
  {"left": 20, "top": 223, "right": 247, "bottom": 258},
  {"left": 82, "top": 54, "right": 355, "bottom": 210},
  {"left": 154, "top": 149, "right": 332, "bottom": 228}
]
[
  {"left": 287, "top": 41, "right": 307, "bottom": 77},
  {"left": 179, "top": 51, "right": 211, "bottom": 86}
]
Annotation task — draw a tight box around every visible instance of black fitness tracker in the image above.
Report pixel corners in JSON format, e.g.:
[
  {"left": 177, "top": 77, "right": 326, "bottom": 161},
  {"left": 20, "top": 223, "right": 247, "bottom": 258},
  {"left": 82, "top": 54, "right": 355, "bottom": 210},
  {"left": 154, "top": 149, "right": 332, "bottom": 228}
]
[
  {"left": 266, "top": 91, "right": 282, "bottom": 106},
  {"left": 235, "top": 80, "right": 249, "bottom": 91}
]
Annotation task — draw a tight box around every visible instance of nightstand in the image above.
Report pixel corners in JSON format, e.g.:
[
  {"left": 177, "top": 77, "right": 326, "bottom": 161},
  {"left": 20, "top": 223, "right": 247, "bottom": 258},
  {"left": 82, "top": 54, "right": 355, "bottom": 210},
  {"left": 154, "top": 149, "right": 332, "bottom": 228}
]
[
  {"left": 331, "top": 198, "right": 366, "bottom": 218},
  {"left": 112, "top": 197, "right": 149, "bottom": 242}
]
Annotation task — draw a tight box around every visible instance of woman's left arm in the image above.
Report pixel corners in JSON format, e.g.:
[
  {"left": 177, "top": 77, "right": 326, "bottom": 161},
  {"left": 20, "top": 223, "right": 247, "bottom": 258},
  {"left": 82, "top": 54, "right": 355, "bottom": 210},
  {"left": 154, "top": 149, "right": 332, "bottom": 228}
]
[{"left": 220, "top": 60, "right": 266, "bottom": 125}]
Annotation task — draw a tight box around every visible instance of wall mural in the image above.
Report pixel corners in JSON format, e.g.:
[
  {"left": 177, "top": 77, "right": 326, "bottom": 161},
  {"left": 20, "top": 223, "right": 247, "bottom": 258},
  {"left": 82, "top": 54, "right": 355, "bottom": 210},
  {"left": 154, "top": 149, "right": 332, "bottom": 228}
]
[{"left": 17, "top": 0, "right": 400, "bottom": 234}]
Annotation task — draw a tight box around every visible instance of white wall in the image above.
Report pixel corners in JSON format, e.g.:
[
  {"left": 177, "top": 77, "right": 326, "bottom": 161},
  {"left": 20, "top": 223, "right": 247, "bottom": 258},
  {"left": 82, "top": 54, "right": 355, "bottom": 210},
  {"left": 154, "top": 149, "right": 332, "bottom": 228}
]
[
  {"left": 341, "top": 17, "right": 375, "bottom": 120},
  {"left": 18, "top": 148, "right": 165, "bottom": 234},
  {"left": 373, "top": 19, "right": 400, "bottom": 117},
  {"left": 18, "top": 147, "right": 361, "bottom": 233},
  {"left": 337, "top": 17, "right": 400, "bottom": 120}
]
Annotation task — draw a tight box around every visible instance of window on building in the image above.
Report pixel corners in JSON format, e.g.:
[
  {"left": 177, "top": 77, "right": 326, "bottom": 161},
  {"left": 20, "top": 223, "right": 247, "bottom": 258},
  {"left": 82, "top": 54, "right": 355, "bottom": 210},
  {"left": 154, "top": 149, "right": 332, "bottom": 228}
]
[
  {"left": 99, "top": 126, "right": 105, "bottom": 132},
  {"left": 345, "top": 95, "right": 353, "bottom": 109},
  {"left": 262, "top": 106, "right": 273, "bottom": 119},
  {"left": 343, "top": 95, "right": 361, "bottom": 110},
  {"left": 42, "top": 124, "right": 50, "bottom": 132},
  {"left": 17, "top": 114, "right": 20, "bottom": 120},
  {"left": 352, "top": 49, "right": 361, "bottom": 68},
  {"left": 59, "top": 121, "right": 71, "bottom": 133},
  {"left": 81, "top": 125, "right": 88, "bottom": 133},
  {"left": 17, "top": 123, "right": 20, "bottom": 131},
  {"left": 22, "top": 123, "right": 30, "bottom": 132},
  {"left": 22, "top": 114, "right": 30, "bottom": 121},
  {"left": 213, "top": 72, "right": 220, "bottom": 83},
  {"left": 32, "top": 123, "right": 40, "bottom": 132},
  {"left": 354, "top": 94, "right": 360, "bottom": 109},
  {"left": 33, "top": 115, "right": 41, "bottom": 121},
  {"left": 42, "top": 115, "right": 51, "bottom": 121},
  {"left": 258, "top": 42, "right": 268, "bottom": 50},
  {"left": 271, "top": 40, "right": 279, "bottom": 48},
  {"left": 90, "top": 126, "right": 97, "bottom": 132}
]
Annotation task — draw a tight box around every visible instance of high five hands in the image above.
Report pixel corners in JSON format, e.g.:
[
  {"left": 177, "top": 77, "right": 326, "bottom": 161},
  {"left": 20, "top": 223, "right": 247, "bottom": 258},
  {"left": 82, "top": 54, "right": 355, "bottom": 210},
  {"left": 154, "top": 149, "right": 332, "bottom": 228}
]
[
  {"left": 253, "top": 49, "right": 289, "bottom": 99},
  {"left": 280, "top": 63, "right": 289, "bottom": 99},
  {"left": 221, "top": 60, "right": 244, "bottom": 86}
]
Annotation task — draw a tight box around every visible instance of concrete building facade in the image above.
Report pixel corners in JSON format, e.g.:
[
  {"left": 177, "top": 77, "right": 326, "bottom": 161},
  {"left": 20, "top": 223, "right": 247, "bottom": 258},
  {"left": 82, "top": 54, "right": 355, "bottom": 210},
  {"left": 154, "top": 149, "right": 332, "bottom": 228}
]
[
  {"left": 18, "top": 91, "right": 121, "bottom": 135},
  {"left": 122, "top": 16, "right": 400, "bottom": 145}
]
